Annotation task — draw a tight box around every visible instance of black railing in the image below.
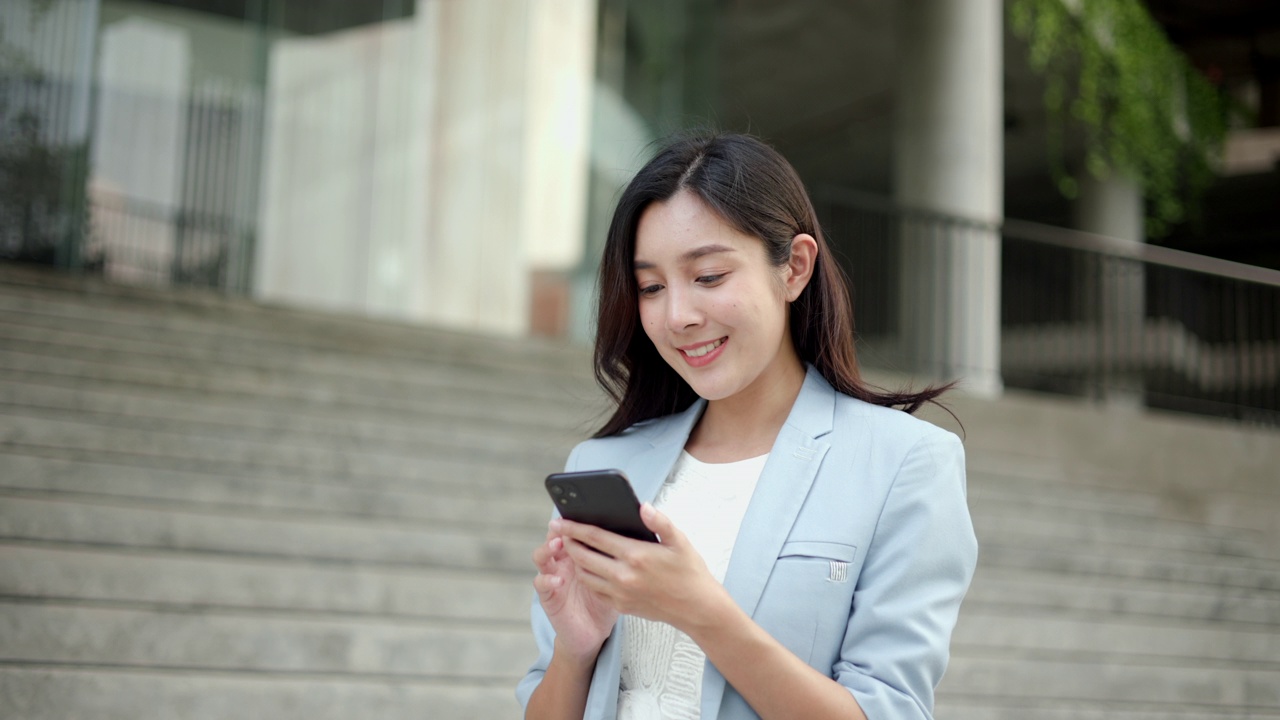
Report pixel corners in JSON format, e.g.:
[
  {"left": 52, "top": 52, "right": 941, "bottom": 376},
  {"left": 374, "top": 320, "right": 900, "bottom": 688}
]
[
  {"left": 817, "top": 188, "right": 1280, "bottom": 425},
  {"left": 2, "top": 0, "right": 262, "bottom": 293},
  {"left": 87, "top": 190, "right": 253, "bottom": 292}
]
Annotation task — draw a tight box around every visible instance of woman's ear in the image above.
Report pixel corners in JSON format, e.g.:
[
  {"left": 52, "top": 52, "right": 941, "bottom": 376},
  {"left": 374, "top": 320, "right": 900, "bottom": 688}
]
[{"left": 784, "top": 234, "right": 818, "bottom": 301}]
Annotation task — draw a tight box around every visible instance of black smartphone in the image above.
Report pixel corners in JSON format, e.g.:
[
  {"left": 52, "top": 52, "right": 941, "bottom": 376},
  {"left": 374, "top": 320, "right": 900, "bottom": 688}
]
[{"left": 544, "top": 469, "right": 659, "bottom": 543}]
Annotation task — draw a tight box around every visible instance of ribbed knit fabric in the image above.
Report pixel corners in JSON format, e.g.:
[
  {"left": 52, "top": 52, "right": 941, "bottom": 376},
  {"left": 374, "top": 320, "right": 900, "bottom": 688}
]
[{"left": 618, "top": 450, "right": 768, "bottom": 720}]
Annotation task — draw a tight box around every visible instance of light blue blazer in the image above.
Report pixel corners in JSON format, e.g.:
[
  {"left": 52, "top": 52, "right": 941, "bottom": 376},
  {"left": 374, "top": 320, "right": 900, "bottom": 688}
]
[{"left": 517, "top": 366, "right": 978, "bottom": 720}]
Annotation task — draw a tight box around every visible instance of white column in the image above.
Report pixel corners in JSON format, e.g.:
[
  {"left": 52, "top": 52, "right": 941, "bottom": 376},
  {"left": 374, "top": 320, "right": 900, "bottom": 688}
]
[
  {"left": 521, "top": 0, "right": 596, "bottom": 274},
  {"left": 421, "top": 0, "right": 530, "bottom": 333},
  {"left": 255, "top": 8, "right": 433, "bottom": 318},
  {"left": 422, "top": 0, "right": 595, "bottom": 335},
  {"left": 93, "top": 17, "right": 191, "bottom": 285},
  {"left": 254, "top": 0, "right": 596, "bottom": 336},
  {"left": 1073, "top": 170, "right": 1146, "bottom": 407},
  {"left": 893, "top": 0, "right": 1003, "bottom": 396},
  {"left": 520, "top": 0, "right": 597, "bottom": 337}
]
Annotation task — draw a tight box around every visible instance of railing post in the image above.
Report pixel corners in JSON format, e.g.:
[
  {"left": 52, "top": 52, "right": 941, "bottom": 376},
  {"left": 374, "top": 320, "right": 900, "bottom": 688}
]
[
  {"left": 893, "top": 0, "right": 1003, "bottom": 395},
  {"left": 1073, "top": 170, "right": 1146, "bottom": 407}
]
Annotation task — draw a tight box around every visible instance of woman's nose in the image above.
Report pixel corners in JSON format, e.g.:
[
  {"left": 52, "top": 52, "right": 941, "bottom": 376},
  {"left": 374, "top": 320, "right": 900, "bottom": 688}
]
[{"left": 665, "top": 287, "right": 702, "bottom": 330}]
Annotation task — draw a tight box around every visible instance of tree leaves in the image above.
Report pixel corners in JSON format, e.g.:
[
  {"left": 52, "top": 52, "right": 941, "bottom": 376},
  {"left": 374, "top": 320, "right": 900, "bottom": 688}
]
[{"left": 1010, "top": 0, "right": 1233, "bottom": 236}]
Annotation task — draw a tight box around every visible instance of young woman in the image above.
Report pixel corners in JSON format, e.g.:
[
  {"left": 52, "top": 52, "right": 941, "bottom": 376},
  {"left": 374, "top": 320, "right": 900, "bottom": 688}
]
[{"left": 517, "top": 133, "right": 977, "bottom": 720}]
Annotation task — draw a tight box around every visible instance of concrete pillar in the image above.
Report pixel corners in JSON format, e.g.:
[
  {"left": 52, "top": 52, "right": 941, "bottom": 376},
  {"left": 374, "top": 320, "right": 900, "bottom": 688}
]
[
  {"left": 1072, "top": 170, "right": 1146, "bottom": 407},
  {"left": 93, "top": 17, "right": 190, "bottom": 285},
  {"left": 256, "top": 0, "right": 595, "bottom": 336},
  {"left": 255, "top": 6, "right": 434, "bottom": 320},
  {"left": 893, "top": 0, "right": 1003, "bottom": 396},
  {"left": 521, "top": 0, "right": 597, "bottom": 337},
  {"left": 423, "top": 0, "right": 595, "bottom": 336}
]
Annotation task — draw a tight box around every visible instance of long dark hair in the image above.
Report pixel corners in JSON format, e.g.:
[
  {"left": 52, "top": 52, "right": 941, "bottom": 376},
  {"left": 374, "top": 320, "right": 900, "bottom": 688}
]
[{"left": 593, "top": 132, "right": 950, "bottom": 437}]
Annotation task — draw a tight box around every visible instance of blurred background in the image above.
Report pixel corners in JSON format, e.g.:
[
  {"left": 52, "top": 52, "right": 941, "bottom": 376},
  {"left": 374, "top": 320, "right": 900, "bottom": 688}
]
[{"left": 1, "top": 1, "right": 1278, "bottom": 718}]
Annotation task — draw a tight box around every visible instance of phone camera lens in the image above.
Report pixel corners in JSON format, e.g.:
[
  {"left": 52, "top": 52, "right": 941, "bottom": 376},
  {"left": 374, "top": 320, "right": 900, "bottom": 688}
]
[
  {"left": 568, "top": 490, "right": 579, "bottom": 499},
  {"left": 551, "top": 485, "right": 563, "bottom": 496},
  {"left": 558, "top": 498, "right": 568, "bottom": 505}
]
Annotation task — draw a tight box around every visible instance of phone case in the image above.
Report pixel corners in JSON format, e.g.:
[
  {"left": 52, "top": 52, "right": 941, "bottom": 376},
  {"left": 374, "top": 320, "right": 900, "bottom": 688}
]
[{"left": 545, "top": 469, "right": 659, "bottom": 543}]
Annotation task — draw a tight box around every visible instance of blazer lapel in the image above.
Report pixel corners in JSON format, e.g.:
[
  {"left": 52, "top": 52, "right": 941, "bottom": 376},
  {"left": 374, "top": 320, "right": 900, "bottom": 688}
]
[
  {"left": 583, "top": 400, "right": 705, "bottom": 720},
  {"left": 626, "top": 399, "right": 706, "bottom": 505},
  {"left": 700, "top": 367, "right": 836, "bottom": 716}
]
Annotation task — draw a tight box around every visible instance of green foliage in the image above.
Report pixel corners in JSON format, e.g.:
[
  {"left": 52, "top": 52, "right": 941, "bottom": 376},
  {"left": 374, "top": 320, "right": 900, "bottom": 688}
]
[
  {"left": 1009, "top": 0, "right": 1232, "bottom": 236},
  {"left": 0, "top": 106, "right": 90, "bottom": 265}
]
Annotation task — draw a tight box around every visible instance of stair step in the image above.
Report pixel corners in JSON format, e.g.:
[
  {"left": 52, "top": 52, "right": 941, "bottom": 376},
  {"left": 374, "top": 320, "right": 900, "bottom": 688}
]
[
  {"left": 939, "top": 654, "right": 1280, "bottom": 709},
  {"left": 965, "top": 566, "right": 1280, "bottom": 626},
  {"left": 0, "top": 600, "right": 536, "bottom": 679},
  {"left": 935, "top": 696, "right": 1280, "bottom": 720},
  {"left": 969, "top": 504, "right": 1266, "bottom": 560},
  {"left": 0, "top": 282, "right": 588, "bottom": 380},
  {"left": 980, "top": 542, "right": 1280, "bottom": 591},
  {"left": 953, "top": 607, "right": 1280, "bottom": 664},
  {"left": 0, "top": 378, "right": 578, "bottom": 460},
  {"left": 0, "top": 264, "right": 584, "bottom": 355},
  {"left": 0, "top": 335, "right": 602, "bottom": 425},
  {"left": 0, "top": 412, "right": 556, "bottom": 483},
  {"left": 0, "top": 542, "right": 533, "bottom": 622},
  {"left": 0, "top": 666, "right": 517, "bottom": 720},
  {"left": 0, "top": 494, "right": 542, "bottom": 572},
  {"left": 967, "top": 457, "right": 1168, "bottom": 514},
  {"left": 0, "top": 454, "right": 551, "bottom": 526}
]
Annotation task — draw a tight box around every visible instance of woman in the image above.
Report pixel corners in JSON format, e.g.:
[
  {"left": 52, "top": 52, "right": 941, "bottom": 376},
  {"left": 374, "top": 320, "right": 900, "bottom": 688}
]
[{"left": 517, "top": 133, "right": 977, "bottom": 720}]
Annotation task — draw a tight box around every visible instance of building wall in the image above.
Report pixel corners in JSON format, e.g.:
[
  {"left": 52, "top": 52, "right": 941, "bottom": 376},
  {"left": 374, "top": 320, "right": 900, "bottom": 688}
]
[{"left": 254, "top": 0, "right": 596, "bottom": 335}]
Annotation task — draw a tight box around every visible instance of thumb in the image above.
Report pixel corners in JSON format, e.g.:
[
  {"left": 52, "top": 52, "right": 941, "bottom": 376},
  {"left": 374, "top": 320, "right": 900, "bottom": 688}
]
[{"left": 640, "top": 503, "right": 680, "bottom": 545}]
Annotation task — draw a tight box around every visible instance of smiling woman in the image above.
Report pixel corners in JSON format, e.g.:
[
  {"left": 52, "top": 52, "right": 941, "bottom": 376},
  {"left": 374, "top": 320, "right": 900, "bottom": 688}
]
[
  {"left": 592, "top": 134, "right": 955, "bottom": 439},
  {"left": 518, "top": 132, "right": 978, "bottom": 720},
  {"left": 632, "top": 190, "right": 813, "bottom": 440}
]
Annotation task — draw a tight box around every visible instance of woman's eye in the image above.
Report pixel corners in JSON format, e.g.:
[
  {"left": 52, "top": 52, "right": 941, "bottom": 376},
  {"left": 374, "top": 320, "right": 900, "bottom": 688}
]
[
  {"left": 696, "top": 274, "right": 724, "bottom": 285},
  {"left": 638, "top": 284, "right": 663, "bottom": 296}
]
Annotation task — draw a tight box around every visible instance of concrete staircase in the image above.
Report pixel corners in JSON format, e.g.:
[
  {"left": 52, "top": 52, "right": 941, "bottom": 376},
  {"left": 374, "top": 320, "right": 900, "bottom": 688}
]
[
  {"left": 0, "top": 264, "right": 604, "bottom": 719},
  {"left": 925, "top": 390, "right": 1280, "bottom": 719},
  {"left": 1, "top": 263, "right": 1278, "bottom": 719}
]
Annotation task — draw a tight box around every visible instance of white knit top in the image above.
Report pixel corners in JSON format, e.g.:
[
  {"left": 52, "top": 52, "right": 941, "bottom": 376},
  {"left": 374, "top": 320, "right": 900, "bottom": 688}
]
[{"left": 618, "top": 450, "right": 769, "bottom": 720}]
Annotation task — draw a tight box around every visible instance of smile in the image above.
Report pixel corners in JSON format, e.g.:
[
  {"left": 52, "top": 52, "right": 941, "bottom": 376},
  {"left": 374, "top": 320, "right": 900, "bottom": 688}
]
[{"left": 680, "top": 337, "right": 726, "bottom": 360}]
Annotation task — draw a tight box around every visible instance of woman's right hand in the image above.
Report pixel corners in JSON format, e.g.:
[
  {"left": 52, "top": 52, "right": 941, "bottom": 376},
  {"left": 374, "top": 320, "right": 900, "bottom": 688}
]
[{"left": 532, "top": 520, "right": 619, "bottom": 663}]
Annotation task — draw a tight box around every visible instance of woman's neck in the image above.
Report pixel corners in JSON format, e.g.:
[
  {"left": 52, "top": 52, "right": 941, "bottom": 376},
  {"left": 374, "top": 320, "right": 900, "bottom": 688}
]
[{"left": 684, "top": 354, "right": 806, "bottom": 464}]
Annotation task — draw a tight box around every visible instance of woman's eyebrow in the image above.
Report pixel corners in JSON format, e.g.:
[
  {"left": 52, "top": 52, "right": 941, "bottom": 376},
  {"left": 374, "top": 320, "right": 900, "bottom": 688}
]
[
  {"left": 634, "top": 244, "right": 735, "bottom": 270},
  {"left": 683, "top": 244, "right": 735, "bottom": 261}
]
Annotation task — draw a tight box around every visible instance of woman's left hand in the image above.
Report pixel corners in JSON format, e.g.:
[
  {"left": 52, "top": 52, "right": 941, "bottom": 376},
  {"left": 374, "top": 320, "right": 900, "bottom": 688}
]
[{"left": 552, "top": 504, "right": 728, "bottom": 631}]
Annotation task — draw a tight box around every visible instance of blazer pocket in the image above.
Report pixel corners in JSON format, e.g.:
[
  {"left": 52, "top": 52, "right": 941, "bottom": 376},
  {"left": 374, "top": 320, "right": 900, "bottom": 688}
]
[
  {"left": 761, "top": 541, "right": 860, "bottom": 666},
  {"left": 779, "top": 541, "right": 857, "bottom": 564}
]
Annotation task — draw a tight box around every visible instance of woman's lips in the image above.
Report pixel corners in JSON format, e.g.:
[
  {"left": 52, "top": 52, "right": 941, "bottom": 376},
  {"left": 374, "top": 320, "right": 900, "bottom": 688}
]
[{"left": 679, "top": 337, "right": 726, "bottom": 367}]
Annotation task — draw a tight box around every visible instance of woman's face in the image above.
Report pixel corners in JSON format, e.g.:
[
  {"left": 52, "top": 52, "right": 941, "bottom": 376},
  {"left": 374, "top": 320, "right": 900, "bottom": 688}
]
[{"left": 633, "top": 190, "right": 809, "bottom": 403}]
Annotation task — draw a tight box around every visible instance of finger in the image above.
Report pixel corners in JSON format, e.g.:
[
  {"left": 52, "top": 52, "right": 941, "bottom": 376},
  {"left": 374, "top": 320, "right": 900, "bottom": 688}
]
[
  {"left": 558, "top": 518, "right": 630, "bottom": 558},
  {"left": 535, "top": 536, "right": 571, "bottom": 572},
  {"left": 640, "top": 503, "right": 678, "bottom": 546},
  {"left": 562, "top": 536, "right": 618, "bottom": 580},
  {"left": 574, "top": 565, "right": 616, "bottom": 599},
  {"left": 533, "top": 571, "right": 563, "bottom": 599}
]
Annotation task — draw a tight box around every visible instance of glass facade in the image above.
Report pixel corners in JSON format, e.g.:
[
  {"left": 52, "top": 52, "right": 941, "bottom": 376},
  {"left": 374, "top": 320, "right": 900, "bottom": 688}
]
[
  {"left": 1, "top": 0, "right": 419, "bottom": 292},
  {"left": 3, "top": 0, "right": 1275, "bottom": 419}
]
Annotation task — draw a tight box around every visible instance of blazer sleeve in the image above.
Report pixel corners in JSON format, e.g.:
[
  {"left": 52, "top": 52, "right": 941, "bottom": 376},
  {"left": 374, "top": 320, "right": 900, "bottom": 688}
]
[
  {"left": 514, "top": 442, "right": 583, "bottom": 712},
  {"left": 832, "top": 431, "right": 978, "bottom": 720}
]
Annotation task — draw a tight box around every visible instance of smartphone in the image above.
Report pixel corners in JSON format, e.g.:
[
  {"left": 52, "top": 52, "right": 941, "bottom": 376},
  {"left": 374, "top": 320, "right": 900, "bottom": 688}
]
[{"left": 544, "top": 469, "right": 659, "bottom": 543}]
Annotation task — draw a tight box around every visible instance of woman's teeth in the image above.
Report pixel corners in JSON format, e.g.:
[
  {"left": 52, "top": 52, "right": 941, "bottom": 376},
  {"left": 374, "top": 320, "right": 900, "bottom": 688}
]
[{"left": 685, "top": 338, "right": 724, "bottom": 357}]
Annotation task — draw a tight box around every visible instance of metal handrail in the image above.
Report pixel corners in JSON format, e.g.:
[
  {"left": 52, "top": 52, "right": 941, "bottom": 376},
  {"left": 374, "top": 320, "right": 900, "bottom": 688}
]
[
  {"left": 814, "top": 186, "right": 1001, "bottom": 231},
  {"left": 1002, "top": 218, "right": 1280, "bottom": 289},
  {"left": 818, "top": 186, "right": 1280, "bottom": 289},
  {"left": 814, "top": 187, "right": 1279, "bottom": 424}
]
